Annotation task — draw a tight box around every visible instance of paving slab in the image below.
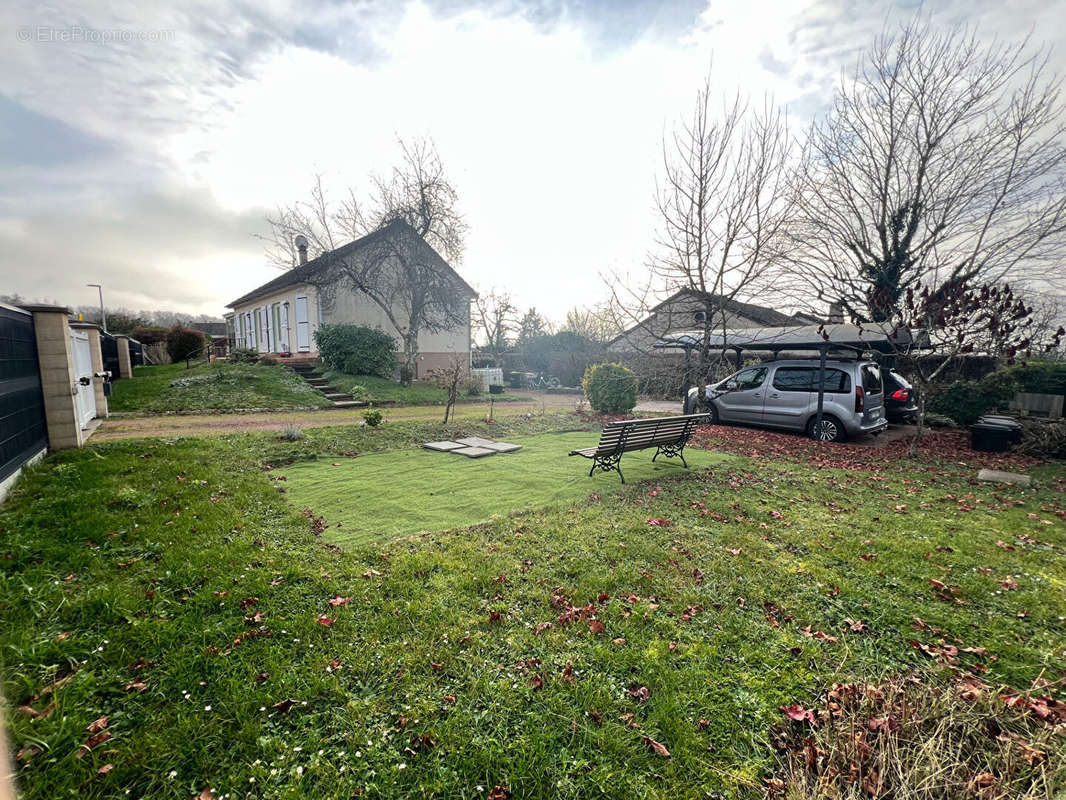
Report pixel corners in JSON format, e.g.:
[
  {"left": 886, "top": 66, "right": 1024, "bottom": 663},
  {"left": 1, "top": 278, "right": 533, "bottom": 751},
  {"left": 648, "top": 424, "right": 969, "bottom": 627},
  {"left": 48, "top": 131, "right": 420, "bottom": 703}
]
[
  {"left": 455, "top": 436, "right": 496, "bottom": 447},
  {"left": 482, "top": 441, "right": 522, "bottom": 453},
  {"left": 452, "top": 446, "right": 496, "bottom": 458},
  {"left": 423, "top": 440, "right": 465, "bottom": 452},
  {"left": 977, "top": 468, "right": 1031, "bottom": 487}
]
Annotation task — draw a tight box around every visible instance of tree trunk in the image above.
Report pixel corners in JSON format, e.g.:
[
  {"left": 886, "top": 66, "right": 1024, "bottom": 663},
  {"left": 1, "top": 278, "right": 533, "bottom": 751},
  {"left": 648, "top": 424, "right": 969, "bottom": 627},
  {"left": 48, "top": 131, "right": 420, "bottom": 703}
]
[
  {"left": 908, "top": 386, "right": 926, "bottom": 457},
  {"left": 400, "top": 330, "right": 419, "bottom": 386}
]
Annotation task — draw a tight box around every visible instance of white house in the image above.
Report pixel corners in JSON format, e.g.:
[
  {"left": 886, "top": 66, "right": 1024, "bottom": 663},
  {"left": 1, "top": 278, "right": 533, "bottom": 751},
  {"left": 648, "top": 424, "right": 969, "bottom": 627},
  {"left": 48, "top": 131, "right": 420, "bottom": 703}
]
[{"left": 226, "top": 220, "right": 476, "bottom": 377}]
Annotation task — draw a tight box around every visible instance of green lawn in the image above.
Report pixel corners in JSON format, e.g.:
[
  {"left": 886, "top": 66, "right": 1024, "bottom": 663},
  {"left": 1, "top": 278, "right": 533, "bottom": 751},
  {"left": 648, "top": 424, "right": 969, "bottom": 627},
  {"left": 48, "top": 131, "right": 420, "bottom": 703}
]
[
  {"left": 323, "top": 371, "right": 532, "bottom": 405},
  {"left": 109, "top": 362, "right": 332, "bottom": 412},
  {"left": 281, "top": 432, "right": 730, "bottom": 545},
  {"left": 2, "top": 415, "right": 1064, "bottom": 798}
]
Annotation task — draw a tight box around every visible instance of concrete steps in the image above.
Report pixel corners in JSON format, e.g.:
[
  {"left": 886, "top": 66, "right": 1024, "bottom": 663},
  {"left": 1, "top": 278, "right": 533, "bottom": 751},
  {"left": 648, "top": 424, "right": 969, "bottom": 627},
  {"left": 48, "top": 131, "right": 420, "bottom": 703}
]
[{"left": 288, "top": 359, "right": 362, "bottom": 409}]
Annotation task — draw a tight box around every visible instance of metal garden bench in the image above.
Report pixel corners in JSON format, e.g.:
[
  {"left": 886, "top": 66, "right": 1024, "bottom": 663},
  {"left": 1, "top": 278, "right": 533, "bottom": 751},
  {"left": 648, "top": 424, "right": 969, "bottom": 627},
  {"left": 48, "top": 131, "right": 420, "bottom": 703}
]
[{"left": 568, "top": 413, "right": 710, "bottom": 483}]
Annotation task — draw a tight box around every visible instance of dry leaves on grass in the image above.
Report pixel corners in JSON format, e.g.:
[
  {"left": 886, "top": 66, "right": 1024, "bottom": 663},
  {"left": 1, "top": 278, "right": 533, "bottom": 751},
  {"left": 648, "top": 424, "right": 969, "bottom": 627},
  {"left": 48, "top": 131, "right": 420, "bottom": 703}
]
[{"left": 767, "top": 676, "right": 1066, "bottom": 799}]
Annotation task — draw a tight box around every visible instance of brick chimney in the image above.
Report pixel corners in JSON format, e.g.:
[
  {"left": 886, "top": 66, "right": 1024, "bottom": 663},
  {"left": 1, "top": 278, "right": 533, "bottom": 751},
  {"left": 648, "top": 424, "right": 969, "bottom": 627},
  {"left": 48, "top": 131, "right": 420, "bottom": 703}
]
[
  {"left": 827, "top": 302, "right": 845, "bottom": 324},
  {"left": 294, "top": 234, "right": 308, "bottom": 265}
]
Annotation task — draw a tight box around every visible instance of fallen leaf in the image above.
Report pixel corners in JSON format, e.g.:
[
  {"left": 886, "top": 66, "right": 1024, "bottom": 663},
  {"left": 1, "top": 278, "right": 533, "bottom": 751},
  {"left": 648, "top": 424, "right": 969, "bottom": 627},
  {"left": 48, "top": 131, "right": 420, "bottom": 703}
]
[
  {"left": 781, "top": 704, "right": 817, "bottom": 725},
  {"left": 86, "top": 715, "right": 109, "bottom": 733},
  {"left": 628, "top": 685, "right": 650, "bottom": 702},
  {"left": 588, "top": 619, "right": 606, "bottom": 635},
  {"left": 642, "top": 736, "right": 670, "bottom": 757}
]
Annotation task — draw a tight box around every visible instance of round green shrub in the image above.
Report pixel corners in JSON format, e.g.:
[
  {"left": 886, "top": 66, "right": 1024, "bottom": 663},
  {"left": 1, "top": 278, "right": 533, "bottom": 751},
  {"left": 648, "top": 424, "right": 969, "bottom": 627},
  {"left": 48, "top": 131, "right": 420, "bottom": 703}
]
[
  {"left": 314, "top": 324, "right": 396, "bottom": 378},
  {"left": 349, "top": 384, "right": 369, "bottom": 402},
  {"left": 166, "top": 325, "right": 208, "bottom": 362},
  {"left": 582, "top": 362, "right": 637, "bottom": 414}
]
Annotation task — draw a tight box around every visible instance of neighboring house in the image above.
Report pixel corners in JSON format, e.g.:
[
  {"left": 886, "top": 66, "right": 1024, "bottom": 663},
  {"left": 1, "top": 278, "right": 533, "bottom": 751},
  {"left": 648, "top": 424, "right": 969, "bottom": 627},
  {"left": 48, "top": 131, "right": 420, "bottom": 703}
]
[
  {"left": 226, "top": 221, "right": 476, "bottom": 378},
  {"left": 606, "top": 289, "right": 816, "bottom": 355}
]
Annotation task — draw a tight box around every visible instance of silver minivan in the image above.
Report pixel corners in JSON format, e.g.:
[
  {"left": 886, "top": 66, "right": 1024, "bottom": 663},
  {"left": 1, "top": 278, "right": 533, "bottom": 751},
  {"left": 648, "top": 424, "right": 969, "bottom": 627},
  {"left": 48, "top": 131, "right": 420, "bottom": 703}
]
[{"left": 682, "top": 359, "right": 888, "bottom": 441}]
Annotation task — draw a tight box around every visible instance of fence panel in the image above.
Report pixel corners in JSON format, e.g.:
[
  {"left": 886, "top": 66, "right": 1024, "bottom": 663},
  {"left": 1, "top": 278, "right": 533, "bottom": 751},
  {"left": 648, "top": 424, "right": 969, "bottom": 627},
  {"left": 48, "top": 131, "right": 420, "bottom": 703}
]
[{"left": 0, "top": 304, "right": 46, "bottom": 483}]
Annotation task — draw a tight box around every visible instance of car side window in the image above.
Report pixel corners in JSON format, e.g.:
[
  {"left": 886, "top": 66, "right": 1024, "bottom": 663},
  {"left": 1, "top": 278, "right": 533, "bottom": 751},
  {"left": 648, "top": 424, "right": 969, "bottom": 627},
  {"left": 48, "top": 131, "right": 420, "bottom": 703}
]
[
  {"left": 814, "top": 368, "right": 851, "bottom": 393},
  {"left": 772, "top": 367, "right": 814, "bottom": 391},
  {"left": 862, "top": 365, "right": 882, "bottom": 393},
  {"left": 734, "top": 367, "right": 767, "bottom": 391}
]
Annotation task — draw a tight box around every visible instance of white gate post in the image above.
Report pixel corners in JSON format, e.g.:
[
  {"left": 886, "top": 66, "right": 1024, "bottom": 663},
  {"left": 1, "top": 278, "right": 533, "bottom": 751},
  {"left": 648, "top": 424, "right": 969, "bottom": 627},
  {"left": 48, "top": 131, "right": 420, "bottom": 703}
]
[{"left": 23, "top": 305, "right": 84, "bottom": 450}]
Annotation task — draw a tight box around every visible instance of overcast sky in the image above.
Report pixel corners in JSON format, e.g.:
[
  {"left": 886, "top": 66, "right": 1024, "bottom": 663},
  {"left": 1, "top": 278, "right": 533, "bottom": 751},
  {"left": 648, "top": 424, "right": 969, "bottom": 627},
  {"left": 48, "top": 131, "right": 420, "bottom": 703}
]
[{"left": 2, "top": 0, "right": 1064, "bottom": 321}]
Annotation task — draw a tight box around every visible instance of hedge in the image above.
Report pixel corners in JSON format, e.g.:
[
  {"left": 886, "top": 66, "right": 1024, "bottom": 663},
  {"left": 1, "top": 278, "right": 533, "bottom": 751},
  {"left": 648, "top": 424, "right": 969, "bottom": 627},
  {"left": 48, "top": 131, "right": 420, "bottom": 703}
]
[{"left": 314, "top": 324, "right": 397, "bottom": 379}]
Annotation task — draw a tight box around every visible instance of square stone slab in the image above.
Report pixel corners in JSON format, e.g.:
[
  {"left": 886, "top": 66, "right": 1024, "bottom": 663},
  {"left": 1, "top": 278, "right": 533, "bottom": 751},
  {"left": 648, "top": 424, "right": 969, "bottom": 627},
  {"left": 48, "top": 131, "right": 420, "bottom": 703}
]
[
  {"left": 482, "top": 441, "right": 522, "bottom": 453},
  {"left": 452, "top": 446, "right": 496, "bottom": 458},
  {"left": 455, "top": 436, "right": 496, "bottom": 448},
  {"left": 977, "top": 468, "right": 1031, "bottom": 486},
  {"left": 423, "top": 440, "right": 465, "bottom": 452}
]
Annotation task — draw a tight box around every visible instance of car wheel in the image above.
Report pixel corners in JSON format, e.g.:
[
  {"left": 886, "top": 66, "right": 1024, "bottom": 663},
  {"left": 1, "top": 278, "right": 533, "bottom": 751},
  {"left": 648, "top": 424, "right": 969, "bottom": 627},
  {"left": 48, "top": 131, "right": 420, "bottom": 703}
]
[
  {"left": 704, "top": 402, "right": 718, "bottom": 425},
  {"left": 807, "top": 414, "right": 845, "bottom": 442}
]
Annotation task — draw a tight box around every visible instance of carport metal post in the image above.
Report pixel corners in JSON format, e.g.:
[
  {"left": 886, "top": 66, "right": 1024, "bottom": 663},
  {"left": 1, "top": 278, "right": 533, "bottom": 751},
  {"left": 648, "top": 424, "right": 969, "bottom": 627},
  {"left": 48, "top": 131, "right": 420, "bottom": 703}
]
[{"left": 813, "top": 343, "right": 827, "bottom": 439}]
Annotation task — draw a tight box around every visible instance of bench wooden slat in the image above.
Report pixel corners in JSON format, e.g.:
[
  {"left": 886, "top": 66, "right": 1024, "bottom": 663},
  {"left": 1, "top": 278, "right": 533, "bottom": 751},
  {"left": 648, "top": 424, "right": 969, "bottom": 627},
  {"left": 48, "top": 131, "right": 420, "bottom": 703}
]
[{"left": 568, "top": 414, "right": 710, "bottom": 468}]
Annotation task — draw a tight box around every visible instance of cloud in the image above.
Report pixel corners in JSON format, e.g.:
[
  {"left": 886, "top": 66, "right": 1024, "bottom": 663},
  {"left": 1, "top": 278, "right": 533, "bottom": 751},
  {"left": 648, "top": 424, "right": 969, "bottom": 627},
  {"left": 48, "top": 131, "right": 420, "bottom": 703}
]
[
  {"left": 1, "top": 0, "right": 1064, "bottom": 320},
  {"left": 0, "top": 186, "right": 274, "bottom": 312}
]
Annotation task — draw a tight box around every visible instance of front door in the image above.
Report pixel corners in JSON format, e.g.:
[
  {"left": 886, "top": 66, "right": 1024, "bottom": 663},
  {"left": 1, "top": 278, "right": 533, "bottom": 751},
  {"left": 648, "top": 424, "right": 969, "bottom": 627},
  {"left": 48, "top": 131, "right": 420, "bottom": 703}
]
[
  {"left": 714, "top": 366, "right": 768, "bottom": 424},
  {"left": 70, "top": 329, "right": 96, "bottom": 429},
  {"left": 294, "top": 296, "right": 310, "bottom": 352}
]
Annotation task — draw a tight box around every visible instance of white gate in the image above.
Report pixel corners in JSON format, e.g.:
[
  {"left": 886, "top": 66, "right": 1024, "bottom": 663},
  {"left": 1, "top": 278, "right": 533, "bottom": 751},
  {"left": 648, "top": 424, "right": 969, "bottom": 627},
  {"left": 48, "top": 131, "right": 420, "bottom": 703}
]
[{"left": 70, "top": 329, "right": 96, "bottom": 428}]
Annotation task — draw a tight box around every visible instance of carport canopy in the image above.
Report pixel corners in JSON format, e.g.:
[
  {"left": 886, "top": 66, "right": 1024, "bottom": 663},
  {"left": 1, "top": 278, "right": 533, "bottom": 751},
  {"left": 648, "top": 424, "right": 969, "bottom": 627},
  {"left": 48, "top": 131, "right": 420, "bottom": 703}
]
[
  {"left": 653, "top": 322, "right": 923, "bottom": 358},
  {"left": 653, "top": 323, "right": 927, "bottom": 441}
]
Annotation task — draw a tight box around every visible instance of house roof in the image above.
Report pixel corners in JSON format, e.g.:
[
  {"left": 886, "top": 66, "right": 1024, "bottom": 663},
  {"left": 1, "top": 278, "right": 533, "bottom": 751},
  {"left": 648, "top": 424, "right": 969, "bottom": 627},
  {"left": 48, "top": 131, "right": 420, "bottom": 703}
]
[
  {"left": 227, "top": 219, "right": 477, "bottom": 309},
  {"left": 607, "top": 289, "right": 809, "bottom": 347}
]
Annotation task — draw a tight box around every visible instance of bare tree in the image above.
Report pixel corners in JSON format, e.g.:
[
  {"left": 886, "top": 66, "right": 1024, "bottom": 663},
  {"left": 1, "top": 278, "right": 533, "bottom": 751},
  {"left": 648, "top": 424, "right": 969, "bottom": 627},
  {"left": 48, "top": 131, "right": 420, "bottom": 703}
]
[
  {"left": 429, "top": 355, "right": 466, "bottom": 423},
  {"left": 631, "top": 73, "right": 792, "bottom": 399},
  {"left": 472, "top": 289, "right": 518, "bottom": 364},
  {"left": 832, "top": 280, "right": 1063, "bottom": 454},
  {"left": 262, "top": 137, "right": 469, "bottom": 383},
  {"left": 786, "top": 20, "right": 1066, "bottom": 322},
  {"left": 561, "top": 304, "right": 620, "bottom": 345}
]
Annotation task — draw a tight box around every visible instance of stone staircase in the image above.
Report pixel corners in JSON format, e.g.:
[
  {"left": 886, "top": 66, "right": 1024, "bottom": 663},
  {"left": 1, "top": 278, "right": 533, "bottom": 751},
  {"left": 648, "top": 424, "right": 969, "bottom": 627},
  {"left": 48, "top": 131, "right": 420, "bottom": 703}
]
[{"left": 289, "top": 361, "right": 362, "bottom": 408}]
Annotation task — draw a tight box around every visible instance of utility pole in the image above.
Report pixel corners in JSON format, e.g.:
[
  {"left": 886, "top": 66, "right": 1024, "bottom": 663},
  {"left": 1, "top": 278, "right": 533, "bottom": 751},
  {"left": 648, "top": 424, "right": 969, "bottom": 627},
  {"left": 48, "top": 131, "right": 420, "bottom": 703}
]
[{"left": 86, "top": 284, "right": 106, "bottom": 333}]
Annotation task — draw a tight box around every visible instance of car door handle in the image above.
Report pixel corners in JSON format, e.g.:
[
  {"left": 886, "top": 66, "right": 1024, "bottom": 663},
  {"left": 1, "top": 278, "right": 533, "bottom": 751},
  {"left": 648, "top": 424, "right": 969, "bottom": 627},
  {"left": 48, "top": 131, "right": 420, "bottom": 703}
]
[
  {"left": 770, "top": 393, "right": 779, "bottom": 398},
  {"left": 753, "top": 393, "right": 761, "bottom": 398}
]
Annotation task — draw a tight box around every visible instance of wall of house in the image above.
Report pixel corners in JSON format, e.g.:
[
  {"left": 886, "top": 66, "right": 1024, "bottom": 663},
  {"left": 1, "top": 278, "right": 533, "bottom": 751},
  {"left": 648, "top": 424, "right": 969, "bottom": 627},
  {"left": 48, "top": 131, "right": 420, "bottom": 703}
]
[
  {"left": 230, "top": 284, "right": 323, "bottom": 357},
  {"left": 324, "top": 291, "right": 471, "bottom": 378},
  {"left": 230, "top": 283, "right": 471, "bottom": 378}
]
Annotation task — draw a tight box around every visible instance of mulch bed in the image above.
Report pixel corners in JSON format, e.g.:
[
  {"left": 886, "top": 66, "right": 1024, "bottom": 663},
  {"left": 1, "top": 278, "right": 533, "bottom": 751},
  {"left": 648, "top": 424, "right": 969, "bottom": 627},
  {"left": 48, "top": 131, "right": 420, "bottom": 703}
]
[{"left": 689, "top": 424, "right": 1044, "bottom": 473}]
